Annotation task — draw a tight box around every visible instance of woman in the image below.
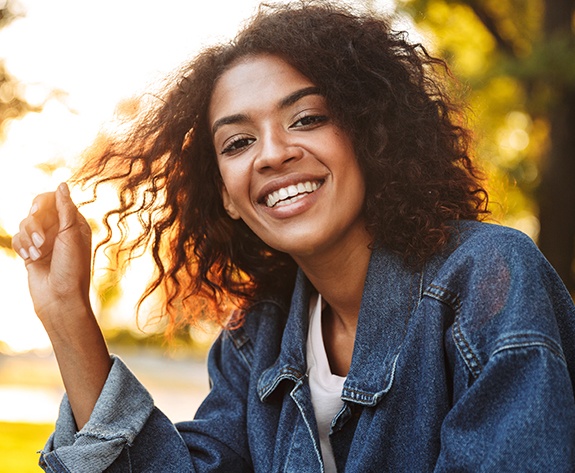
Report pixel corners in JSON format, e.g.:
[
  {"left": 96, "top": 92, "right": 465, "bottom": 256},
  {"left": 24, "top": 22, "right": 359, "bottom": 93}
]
[{"left": 13, "top": 2, "right": 575, "bottom": 471}]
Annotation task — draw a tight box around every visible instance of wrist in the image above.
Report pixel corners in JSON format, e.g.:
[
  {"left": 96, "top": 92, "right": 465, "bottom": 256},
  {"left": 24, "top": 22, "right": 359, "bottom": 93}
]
[{"left": 41, "top": 303, "right": 100, "bottom": 344}]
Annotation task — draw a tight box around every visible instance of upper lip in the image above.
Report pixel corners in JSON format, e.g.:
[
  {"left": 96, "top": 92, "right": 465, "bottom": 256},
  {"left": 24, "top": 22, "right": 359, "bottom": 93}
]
[{"left": 256, "top": 174, "right": 326, "bottom": 206}]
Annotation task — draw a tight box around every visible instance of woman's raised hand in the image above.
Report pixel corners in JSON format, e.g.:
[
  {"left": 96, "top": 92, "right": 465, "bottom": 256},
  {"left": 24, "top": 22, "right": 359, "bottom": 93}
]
[
  {"left": 13, "top": 183, "right": 112, "bottom": 429},
  {"left": 12, "top": 182, "right": 93, "bottom": 331}
]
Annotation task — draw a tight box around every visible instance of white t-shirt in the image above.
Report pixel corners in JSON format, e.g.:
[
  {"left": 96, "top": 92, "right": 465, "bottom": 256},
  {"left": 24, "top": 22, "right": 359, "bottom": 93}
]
[{"left": 306, "top": 293, "right": 346, "bottom": 473}]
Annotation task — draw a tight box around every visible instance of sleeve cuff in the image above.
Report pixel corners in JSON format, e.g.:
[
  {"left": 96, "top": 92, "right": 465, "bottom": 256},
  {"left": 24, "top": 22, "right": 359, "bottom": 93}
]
[{"left": 41, "top": 354, "right": 154, "bottom": 473}]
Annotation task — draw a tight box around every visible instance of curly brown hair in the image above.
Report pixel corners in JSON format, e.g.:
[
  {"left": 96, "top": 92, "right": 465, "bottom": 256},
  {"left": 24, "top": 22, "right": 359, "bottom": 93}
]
[{"left": 75, "top": 0, "right": 488, "bottom": 329}]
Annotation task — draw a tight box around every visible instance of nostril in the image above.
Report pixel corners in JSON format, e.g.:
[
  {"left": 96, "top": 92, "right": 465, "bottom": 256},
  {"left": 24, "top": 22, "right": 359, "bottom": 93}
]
[{"left": 255, "top": 146, "right": 302, "bottom": 171}]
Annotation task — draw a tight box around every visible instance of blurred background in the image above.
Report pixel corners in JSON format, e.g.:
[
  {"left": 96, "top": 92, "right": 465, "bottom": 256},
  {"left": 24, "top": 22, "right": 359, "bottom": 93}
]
[{"left": 0, "top": 0, "right": 574, "bottom": 470}]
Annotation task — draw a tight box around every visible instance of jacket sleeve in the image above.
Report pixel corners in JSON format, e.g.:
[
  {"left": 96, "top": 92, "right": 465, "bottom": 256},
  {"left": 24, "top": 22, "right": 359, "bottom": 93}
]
[
  {"left": 433, "top": 228, "right": 575, "bottom": 471},
  {"left": 39, "top": 328, "right": 254, "bottom": 473},
  {"left": 39, "top": 355, "right": 156, "bottom": 473}
]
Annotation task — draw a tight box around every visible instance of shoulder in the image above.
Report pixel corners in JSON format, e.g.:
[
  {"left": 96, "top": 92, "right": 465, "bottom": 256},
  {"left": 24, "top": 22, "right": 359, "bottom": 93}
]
[
  {"left": 423, "top": 221, "right": 575, "bottom": 375},
  {"left": 429, "top": 221, "right": 554, "bottom": 296},
  {"left": 426, "top": 220, "right": 566, "bottom": 316},
  {"left": 449, "top": 220, "right": 541, "bottom": 262}
]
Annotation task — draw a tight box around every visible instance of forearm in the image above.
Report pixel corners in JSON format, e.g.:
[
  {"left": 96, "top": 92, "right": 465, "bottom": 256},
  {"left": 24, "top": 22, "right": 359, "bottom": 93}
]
[{"left": 45, "top": 305, "right": 112, "bottom": 430}]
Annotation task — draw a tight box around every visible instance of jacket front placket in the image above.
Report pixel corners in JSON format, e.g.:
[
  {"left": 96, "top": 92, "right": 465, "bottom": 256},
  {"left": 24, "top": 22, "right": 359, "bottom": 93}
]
[
  {"left": 257, "top": 271, "right": 324, "bottom": 472},
  {"left": 258, "top": 250, "right": 425, "bottom": 471}
]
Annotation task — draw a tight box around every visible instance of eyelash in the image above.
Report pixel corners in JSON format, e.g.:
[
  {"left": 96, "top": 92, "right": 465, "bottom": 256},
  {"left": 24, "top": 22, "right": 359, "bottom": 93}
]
[
  {"left": 291, "top": 114, "right": 328, "bottom": 128},
  {"left": 219, "top": 114, "right": 329, "bottom": 156},
  {"left": 221, "top": 136, "right": 255, "bottom": 155}
]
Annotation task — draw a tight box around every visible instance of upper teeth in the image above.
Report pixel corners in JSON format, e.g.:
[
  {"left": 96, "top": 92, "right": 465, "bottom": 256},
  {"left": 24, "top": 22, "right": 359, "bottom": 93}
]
[{"left": 265, "top": 181, "right": 320, "bottom": 208}]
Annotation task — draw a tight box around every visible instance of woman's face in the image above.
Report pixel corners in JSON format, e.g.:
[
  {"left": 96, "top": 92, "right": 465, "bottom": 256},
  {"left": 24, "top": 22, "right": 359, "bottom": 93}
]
[{"left": 209, "top": 54, "right": 370, "bottom": 261}]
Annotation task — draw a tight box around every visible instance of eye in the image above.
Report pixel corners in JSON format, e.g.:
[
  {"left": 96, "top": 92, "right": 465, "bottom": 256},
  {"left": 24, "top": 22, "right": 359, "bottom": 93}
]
[
  {"left": 291, "top": 114, "right": 329, "bottom": 129},
  {"left": 220, "top": 135, "right": 255, "bottom": 155}
]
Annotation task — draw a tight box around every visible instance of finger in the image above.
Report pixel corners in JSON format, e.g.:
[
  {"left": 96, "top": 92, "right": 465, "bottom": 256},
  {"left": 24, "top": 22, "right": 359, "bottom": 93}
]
[
  {"left": 19, "top": 218, "right": 47, "bottom": 249},
  {"left": 30, "top": 192, "right": 56, "bottom": 217},
  {"left": 55, "top": 182, "right": 78, "bottom": 232},
  {"left": 18, "top": 194, "right": 60, "bottom": 260},
  {"left": 14, "top": 224, "right": 43, "bottom": 261},
  {"left": 12, "top": 232, "right": 31, "bottom": 261},
  {"left": 15, "top": 217, "right": 44, "bottom": 261},
  {"left": 15, "top": 190, "right": 61, "bottom": 261},
  {"left": 20, "top": 193, "right": 59, "bottom": 236},
  {"left": 13, "top": 228, "right": 47, "bottom": 262}
]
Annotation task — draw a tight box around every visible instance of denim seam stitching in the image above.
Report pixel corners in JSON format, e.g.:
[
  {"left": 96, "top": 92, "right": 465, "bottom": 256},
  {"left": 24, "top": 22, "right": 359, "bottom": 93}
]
[
  {"left": 424, "top": 283, "right": 462, "bottom": 311},
  {"left": 452, "top": 313, "right": 483, "bottom": 378},
  {"left": 340, "top": 272, "right": 420, "bottom": 406},
  {"left": 224, "top": 330, "right": 253, "bottom": 369},
  {"left": 491, "top": 334, "right": 566, "bottom": 364},
  {"left": 290, "top": 378, "right": 324, "bottom": 471},
  {"left": 236, "top": 346, "right": 252, "bottom": 369},
  {"left": 341, "top": 273, "right": 419, "bottom": 405},
  {"left": 227, "top": 299, "right": 287, "bottom": 369},
  {"left": 258, "top": 367, "right": 304, "bottom": 399},
  {"left": 285, "top": 420, "right": 298, "bottom": 472},
  {"left": 75, "top": 431, "right": 130, "bottom": 442},
  {"left": 228, "top": 329, "right": 249, "bottom": 350},
  {"left": 492, "top": 342, "right": 566, "bottom": 364},
  {"left": 425, "top": 283, "right": 483, "bottom": 378},
  {"left": 341, "top": 353, "right": 400, "bottom": 405}
]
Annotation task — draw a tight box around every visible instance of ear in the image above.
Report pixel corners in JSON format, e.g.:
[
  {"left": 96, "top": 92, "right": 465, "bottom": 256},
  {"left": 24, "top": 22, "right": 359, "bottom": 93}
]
[{"left": 221, "top": 185, "right": 241, "bottom": 220}]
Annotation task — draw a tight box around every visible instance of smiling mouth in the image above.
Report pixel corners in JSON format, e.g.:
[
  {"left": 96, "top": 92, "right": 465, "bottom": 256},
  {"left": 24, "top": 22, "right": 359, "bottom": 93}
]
[{"left": 264, "top": 180, "right": 323, "bottom": 208}]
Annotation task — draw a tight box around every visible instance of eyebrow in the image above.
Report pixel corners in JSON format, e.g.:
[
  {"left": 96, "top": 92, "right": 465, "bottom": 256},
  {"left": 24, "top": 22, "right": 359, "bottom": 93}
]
[
  {"left": 279, "top": 86, "right": 321, "bottom": 108},
  {"left": 211, "top": 86, "right": 322, "bottom": 137}
]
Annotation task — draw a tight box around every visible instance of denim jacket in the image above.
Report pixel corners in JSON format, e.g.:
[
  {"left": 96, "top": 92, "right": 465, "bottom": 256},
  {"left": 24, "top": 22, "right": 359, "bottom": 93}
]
[{"left": 39, "top": 221, "right": 575, "bottom": 472}]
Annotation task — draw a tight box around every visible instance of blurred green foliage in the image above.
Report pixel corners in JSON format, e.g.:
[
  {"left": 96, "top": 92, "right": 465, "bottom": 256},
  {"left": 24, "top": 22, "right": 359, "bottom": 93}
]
[{"left": 401, "top": 0, "right": 575, "bottom": 291}]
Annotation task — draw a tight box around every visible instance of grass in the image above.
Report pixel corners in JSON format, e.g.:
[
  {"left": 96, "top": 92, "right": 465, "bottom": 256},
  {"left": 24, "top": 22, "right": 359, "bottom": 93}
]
[{"left": 0, "top": 422, "right": 54, "bottom": 472}]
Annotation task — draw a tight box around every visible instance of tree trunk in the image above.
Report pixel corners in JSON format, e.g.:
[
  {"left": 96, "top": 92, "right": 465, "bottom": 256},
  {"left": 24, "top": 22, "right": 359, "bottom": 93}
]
[
  {"left": 538, "top": 89, "right": 575, "bottom": 291},
  {"left": 537, "top": 0, "right": 575, "bottom": 292}
]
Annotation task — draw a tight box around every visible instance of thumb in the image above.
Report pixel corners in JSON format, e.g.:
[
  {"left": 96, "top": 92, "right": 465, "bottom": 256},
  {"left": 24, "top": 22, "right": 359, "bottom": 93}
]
[{"left": 55, "top": 182, "right": 77, "bottom": 232}]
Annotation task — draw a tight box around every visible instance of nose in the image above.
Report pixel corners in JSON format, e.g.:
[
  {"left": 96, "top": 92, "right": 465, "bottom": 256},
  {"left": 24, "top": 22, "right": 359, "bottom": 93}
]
[{"left": 255, "top": 127, "right": 303, "bottom": 171}]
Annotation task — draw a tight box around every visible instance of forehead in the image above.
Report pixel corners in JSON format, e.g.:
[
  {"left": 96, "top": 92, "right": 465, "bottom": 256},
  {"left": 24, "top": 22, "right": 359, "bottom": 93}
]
[{"left": 209, "top": 55, "right": 316, "bottom": 124}]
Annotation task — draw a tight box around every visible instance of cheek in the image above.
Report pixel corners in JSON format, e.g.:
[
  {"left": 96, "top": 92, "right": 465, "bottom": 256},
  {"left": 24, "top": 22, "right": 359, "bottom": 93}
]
[{"left": 219, "top": 164, "right": 250, "bottom": 207}]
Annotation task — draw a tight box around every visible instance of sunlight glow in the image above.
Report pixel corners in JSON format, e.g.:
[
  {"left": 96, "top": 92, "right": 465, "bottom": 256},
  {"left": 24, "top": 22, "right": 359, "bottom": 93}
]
[
  {"left": 0, "top": 0, "right": 396, "bottom": 353},
  {"left": 0, "top": 386, "right": 62, "bottom": 423},
  {"left": 0, "top": 0, "right": 276, "bottom": 353}
]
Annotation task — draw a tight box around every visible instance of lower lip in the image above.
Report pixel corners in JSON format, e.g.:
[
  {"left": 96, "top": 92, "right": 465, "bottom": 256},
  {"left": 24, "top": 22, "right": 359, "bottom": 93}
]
[{"left": 260, "top": 185, "right": 323, "bottom": 219}]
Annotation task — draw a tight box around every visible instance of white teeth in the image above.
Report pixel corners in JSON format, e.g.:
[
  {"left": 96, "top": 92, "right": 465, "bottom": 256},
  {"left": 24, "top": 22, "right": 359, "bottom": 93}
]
[{"left": 265, "top": 181, "right": 321, "bottom": 208}]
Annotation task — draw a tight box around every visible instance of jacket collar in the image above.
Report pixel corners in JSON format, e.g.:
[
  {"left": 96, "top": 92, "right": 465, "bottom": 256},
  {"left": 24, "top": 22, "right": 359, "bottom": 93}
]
[{"left": 257, "top": 247, "right": 425, "bottom": 406}]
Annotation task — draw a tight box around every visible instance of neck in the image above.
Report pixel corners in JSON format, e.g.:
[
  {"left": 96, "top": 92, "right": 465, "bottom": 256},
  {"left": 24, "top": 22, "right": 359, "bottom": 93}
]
[
  {"left": 294, "top": 228, "right": 372, "bottom": 376},
  {"left": 293, "top": 230, "right": 372, "bottom": 328}
]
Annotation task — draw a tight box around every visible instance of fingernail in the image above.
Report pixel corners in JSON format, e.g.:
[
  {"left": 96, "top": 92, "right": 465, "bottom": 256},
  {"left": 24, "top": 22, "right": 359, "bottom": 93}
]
[
  {"left": 19, "top": 248, "right": 29, "bottom": 260},
  {"left": 59, "top": 182, "right": 70, "bottom": 197},
  {"left": 32, "top": 232, "right": 44, "bottom": 248},
  {"left": 29, "top": 246, "right": 41, "bottom": 261},
  {"left": 29, "top": 203, "right": 38, "bottom": 216}
]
